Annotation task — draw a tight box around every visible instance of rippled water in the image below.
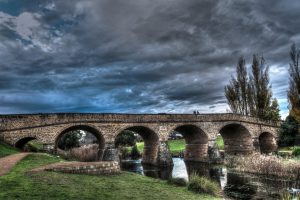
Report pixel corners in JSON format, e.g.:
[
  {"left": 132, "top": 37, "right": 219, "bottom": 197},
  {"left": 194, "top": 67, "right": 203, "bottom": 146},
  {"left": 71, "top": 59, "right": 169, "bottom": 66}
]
[{"left": 121, "top": 158, "right": 300, "bottom": 200}]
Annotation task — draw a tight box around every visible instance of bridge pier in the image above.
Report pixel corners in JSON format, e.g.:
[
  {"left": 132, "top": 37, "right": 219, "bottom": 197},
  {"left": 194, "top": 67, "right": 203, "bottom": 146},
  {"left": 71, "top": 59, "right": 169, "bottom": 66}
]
[
  {"left": 157, "top": 141, "right": 173, "bottom": 167},
  {"left": 102, "top": 143, "right": 119, "bottom": 162},
  {"left": 184, "top": 143, "right": 208, "bottom": 162},
  {"left": 252, "top": 137, "right": 261, "bottom": 152},
  {"left": 208, "top": 139, "right": 222, "bottom": 163}
]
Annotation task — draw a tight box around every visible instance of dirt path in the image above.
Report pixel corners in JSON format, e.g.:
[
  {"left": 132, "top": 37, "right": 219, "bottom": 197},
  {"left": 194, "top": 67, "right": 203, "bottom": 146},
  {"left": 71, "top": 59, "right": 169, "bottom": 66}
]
[{"left": 0, "top": 153, "right": 30, "bottom": 176}]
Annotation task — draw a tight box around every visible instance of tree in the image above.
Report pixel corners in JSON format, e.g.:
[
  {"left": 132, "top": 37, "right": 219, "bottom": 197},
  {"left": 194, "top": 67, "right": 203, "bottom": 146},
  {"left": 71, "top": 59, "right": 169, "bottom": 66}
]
[
  {"left": 115, "top": 130, "right": 136, "bottom": 147},
  {"left": 288, "top": 43, "right": 300, "bottom": 123},
  {"left": 248, "top": 55, "right": 273, "bottom": 120},
  {"left": 58, "top": 130, "right": 82, "bottom": 150},
  {"left": 225, "top": 56, "right": 249, "bottom": 115},
  {"left": 224, "top": 55, "right": 280, "bottom": 122},
  {"left": 278, "top": 115, "right": 299, "bottom": 146},
  {"left": 265, "top": 98, "right": 281, "bottom": 122}
]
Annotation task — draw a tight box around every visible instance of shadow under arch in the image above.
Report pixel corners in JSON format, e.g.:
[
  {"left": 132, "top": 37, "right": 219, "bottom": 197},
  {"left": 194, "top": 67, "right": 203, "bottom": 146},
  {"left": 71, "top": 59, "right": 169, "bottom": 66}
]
[
  {"left": 116, "top": 126, "right": 159, "bottom": 165},
  {"left": 54, "top": 125, "right": 105, "bottom": 160},
  {"left": 259, "top": 132, "right": 277, "bottom": 154},
  {"left": 173, "top": 124, "right": 208, "bottom": 162},
  {"left": 219, "top": 123, "right": 253, "bottom": 155},
  {"left": 15, "top": 136, "right": 37, "bottom": 150}
]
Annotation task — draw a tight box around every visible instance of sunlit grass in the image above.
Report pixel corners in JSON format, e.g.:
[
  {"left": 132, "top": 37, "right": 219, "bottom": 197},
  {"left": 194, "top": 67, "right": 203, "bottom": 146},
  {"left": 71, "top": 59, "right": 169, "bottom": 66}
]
[
  {"left": 215, "top": 136, "right": 224, "bottom": 150},
  {"left": 0, "top": 154, "right": 220, "bottom": 200},
  {"left": 133, "top": 139, "right": 186, "bottom": 154},
  {"left": 0, "top": 141, "right": 19, "bottom": 158}
]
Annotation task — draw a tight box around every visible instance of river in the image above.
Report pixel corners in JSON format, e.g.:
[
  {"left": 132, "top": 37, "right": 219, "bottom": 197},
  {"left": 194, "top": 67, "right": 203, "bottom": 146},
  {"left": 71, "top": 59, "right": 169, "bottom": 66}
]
[{"left": 121, "top": 158, "right": 300, "bottom": 200}]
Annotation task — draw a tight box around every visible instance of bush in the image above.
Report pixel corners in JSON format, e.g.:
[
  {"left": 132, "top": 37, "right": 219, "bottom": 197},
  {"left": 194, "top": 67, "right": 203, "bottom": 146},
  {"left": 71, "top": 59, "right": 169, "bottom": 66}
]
[
  {"left": 187, "top": 173, "right": 220, "bottom": 196},
  {"left": 119, "top": 147, "right": 131, "bottom": 159},
  {"left": 58, "top": 130, "right": 82, "bottom": 150},
  {"left": 167, "top": 177, "right": 187, "bottom": 187},
  {"left": 292, "top": 148, "right": 300, "bottom": 157},
  {"left": 131, "top": 144, "right": 141, "bottom": 159},
  {"left": 115, "top": 130, "right": 136, "bottom": 147}
]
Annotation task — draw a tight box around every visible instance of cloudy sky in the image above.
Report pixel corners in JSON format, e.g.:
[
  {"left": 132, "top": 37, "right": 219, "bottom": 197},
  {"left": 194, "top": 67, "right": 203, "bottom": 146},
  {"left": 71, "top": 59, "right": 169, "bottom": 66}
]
[{"left": 0, "top": 0, "right": 299, "bottom": 118}]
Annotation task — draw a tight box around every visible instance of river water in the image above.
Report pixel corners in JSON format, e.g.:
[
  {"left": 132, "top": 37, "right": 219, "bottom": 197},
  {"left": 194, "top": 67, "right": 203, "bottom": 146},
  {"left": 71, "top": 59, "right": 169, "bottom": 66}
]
[{"left": 121, "top": 158, "right": 300, "bottom": 200}]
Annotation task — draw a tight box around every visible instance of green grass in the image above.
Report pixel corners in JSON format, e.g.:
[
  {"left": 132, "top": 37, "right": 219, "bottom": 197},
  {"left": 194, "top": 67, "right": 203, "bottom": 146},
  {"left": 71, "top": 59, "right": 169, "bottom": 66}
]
[
  {"left": 26, "top": 140, "right": 44, "bottom": 152},
  {"left": 0, "top": 141, "right": 20, "bottom": 158},
  {"left": 133, "top": 139, "right": 186, "bottom": 155},
  {"left": 0, "top": 154, "right": 219, "bottom": 200},
  {"left": 187, "top": 173, "right": 221, "bottom": 196},
  {"left": 215, "top": 136, "right": 224, "bottom": 150},
  {"left": 167, "top": 139, "right": 186, "bottom": 154},
  {"left": 278, "top": 146, "right": 300, "bottom": 152},
  {"left": 135, "top": 138, "right": 224, "bottom": 154}
]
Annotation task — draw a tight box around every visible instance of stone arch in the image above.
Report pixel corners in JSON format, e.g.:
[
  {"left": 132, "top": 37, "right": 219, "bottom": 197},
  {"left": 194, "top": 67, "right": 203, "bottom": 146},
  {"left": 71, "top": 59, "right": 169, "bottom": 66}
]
[
  {"left": 172, "top": 124, "right": 208, "bottom": 162},
  {"left": 15, "top": 136, "right": 37, "bottom": 150},
  {"left": 259, "top": 132, "right": 277, "bottom": 154},
  {"left": 115, "top": 126, "right": 160, "bottom": 165},
  {"left": 219, "top": 123, "right": 253, "bottom": 155},
  {"left": 54, "top": 125, "right": 105, "bottom": 159}
]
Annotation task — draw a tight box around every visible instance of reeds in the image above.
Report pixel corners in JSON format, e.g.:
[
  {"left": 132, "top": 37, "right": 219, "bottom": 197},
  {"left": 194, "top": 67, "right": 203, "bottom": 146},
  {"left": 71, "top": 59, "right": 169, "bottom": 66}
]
[
  {"left": 57, "top": 144, "right": 100, "bottom": 162},
  {"left": 225, "top": 153, "right": 300, "bottom": 179}
]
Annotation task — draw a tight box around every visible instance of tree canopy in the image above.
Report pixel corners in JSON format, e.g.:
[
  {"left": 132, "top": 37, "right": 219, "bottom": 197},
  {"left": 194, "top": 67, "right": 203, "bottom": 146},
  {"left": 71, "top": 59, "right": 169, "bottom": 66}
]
[
  {"left": 288, "top": 43, "right": 300, "bottom": 123},
  {"left": 225, "top": 55, "right": 280, "bottom": 122}
]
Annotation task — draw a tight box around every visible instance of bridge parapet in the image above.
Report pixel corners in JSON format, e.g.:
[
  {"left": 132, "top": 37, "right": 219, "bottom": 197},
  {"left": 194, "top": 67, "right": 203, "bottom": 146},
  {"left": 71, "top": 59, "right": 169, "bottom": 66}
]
[{"left": 0, "top": 113, "right": 279, "bottom": 131}]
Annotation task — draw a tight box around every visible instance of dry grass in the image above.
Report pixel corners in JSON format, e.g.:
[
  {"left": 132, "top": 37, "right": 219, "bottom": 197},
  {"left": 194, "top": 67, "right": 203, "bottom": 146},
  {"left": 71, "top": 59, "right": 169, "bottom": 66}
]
[
  {"left": 225, "top": 153, "right": 300, "bottom": 180},
  {"left": 57, "top": 144, "right": 99, "bottom": 162}
]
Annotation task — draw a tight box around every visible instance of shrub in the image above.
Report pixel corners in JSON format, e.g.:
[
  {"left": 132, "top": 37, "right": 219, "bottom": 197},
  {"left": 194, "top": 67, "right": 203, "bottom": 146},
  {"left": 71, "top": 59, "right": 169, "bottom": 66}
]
[
  {"left": 119, "top": 147, "right": 131, "bottom": 159},
  {"left": 167, "top": 177, "right": 187, "bottom": 187},
  {"left": 131, "top": 144, "right": 141, "bottom": 159},
  {"left": 187, "top": 173, "right": 220, "bottom": 196},
  {"left": 58, "top": 130, "right": 82, "bottom": 150},
  {"left": 292, "top": 148, "right": 300, "bottom": 157},
  {"left": 115, "top": 130, "right": 136, "bottom": 147}
]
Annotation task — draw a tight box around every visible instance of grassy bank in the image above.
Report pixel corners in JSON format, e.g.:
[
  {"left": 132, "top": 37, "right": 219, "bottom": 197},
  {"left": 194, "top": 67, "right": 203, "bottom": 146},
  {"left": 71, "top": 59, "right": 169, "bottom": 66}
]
[
  {"left": 0, "top": 154, "right": 219, "bottom": 200},
  {"left": 135, "top": 139, "right": 186, "bottom": 155},
  {"left": 0, "top": 141, "right": 19, "bottom": 158}
]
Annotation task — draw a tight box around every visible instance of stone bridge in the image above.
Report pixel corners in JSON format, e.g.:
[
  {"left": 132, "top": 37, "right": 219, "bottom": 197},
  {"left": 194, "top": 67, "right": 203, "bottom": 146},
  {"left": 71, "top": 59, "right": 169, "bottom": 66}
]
[{"left": 0, "top": 113, "right": 279, "bottom": 166}]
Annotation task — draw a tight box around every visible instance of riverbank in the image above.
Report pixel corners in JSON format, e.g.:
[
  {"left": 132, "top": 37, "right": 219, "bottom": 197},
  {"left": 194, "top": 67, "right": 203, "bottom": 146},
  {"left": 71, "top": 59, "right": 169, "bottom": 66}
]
[
  {"left": 0, "top": 141, "right": 20, "bottom": 158},
  {"left": 225, "top": 153, "right": 300, "bottom": 180},
  {"left": 0, "top": 153, "right": 220, "bottom": 200}
]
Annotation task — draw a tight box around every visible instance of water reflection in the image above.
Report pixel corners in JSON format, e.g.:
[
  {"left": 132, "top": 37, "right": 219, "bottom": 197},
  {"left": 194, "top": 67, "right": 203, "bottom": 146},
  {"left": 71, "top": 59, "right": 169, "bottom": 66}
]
[{"left": 121, "top": 158, "right": 300, "bottom": 199}]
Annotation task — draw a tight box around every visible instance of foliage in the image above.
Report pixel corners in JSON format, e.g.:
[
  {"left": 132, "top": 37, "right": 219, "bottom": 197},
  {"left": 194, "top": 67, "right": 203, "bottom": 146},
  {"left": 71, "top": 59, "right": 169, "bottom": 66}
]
[
  {"left": 292, "top": 147, "right": 300, "bottom": 157},
  {"left": 115, "top": 130, "right": 136, "bottom": 147},
  {"left": 119, "top": 147, "right": 131, "bottom": 159},
  {"left": 224, "top": 55, "right": 280, "bottom": 122},
  {"left": 0, "top": 141, "right": 20, "bottom": 158},
  {"left": 167, "top": 177, "right": 187, "bottom": 187},
  {"left": 0, "top": 154, "right": 219, "bottom": 200},
  {"left": 130, "top": 144, "right": 141, "bottom": 159},
  {"left": 215, "top": 135, "right": 224, "bottom": 150},
  {"left": 57, "top": 130, "right": 82, "bottom": 150},
  {"left": 187, "top": 173, "right": 220, "bottom": 196},
  {"left": 288, "top": 43, "right": 300, "bottom": 123},
  {"left": 225, "top": 57, "right": 249, "bottom": 115},
  {"left": 264, "top": 98, "right": 281, "bottom": 122},
  {"left": 279, "top": 115, "right": 299, "bottom": 147}
]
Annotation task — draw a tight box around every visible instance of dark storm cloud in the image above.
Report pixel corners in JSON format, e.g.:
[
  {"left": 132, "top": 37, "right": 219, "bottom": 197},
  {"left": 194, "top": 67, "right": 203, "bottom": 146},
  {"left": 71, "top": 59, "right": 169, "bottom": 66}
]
[{"left": 0, "top": 0, "right": 298, "bottom": 117}]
